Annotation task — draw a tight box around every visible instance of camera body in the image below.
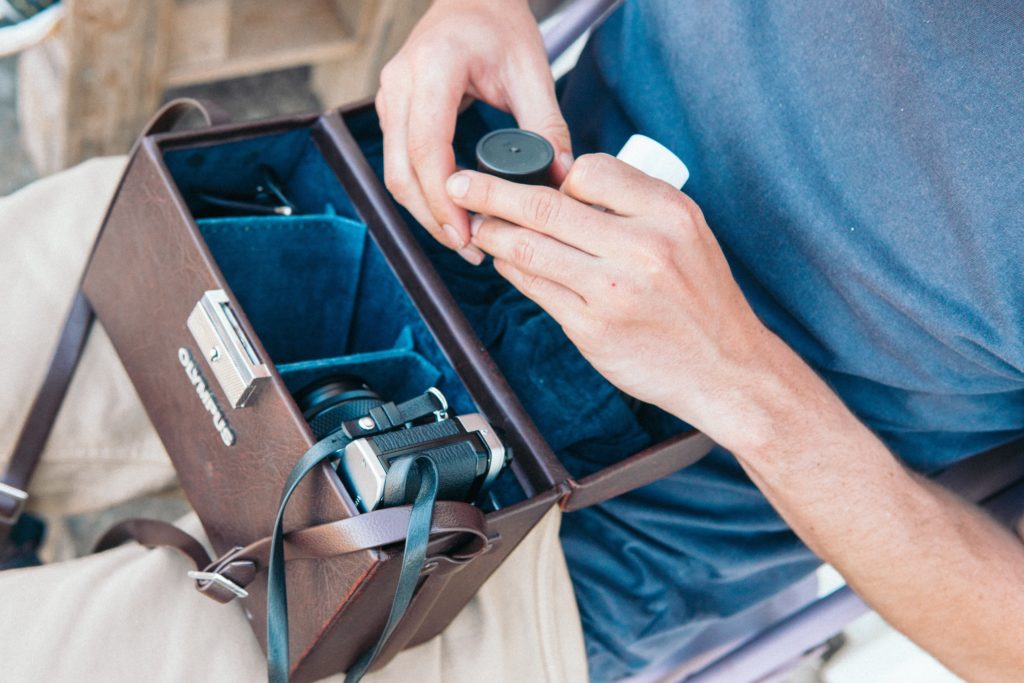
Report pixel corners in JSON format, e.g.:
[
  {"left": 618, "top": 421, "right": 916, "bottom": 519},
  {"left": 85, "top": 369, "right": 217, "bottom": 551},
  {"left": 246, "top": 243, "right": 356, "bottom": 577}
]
[
  {"left": 295, "top": 375, "right": 509, "bottom": 512},
  {"left": 341, "top": 414, "right": 507, "bottom": 512}
]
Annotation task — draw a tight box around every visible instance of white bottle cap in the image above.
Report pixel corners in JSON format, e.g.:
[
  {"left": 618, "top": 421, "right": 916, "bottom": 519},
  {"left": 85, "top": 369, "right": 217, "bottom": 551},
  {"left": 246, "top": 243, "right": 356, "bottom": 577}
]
[{"left": 615, "top": 134, "right": 690, "bottom": 189}]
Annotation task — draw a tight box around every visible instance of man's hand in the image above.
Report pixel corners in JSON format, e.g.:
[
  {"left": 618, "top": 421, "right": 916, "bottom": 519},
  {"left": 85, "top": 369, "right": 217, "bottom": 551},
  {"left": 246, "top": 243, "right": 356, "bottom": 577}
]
[
  {"left": 446, "top": 153, "right": 773, "bottom": 445},
  {"left": 377, "top": 0, "right": 572, "bottom": 262},
  {"left": 449, "top": 156, "right": 1024, "bottom": 682}
]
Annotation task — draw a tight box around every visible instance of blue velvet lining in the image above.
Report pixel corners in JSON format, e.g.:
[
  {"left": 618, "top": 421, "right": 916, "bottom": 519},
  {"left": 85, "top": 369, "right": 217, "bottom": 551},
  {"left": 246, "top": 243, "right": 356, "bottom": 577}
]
[
  {"left": 164, "top": 128, "right": 362, "bottom": 221},
  {"left": 196, "top": 213, "right": 476, "bottom": 417},
  {"left": 277, "top": 348, "right": 442, "bottom": 406},
  {"left": 348, "top": 105, "right": 689, "bottom": 476},
  {"left": 198, "top": 214, "right": 364, "bottom": 364},
  {"left": 166, "top": 110, "right": 688, "bottom": 494}
]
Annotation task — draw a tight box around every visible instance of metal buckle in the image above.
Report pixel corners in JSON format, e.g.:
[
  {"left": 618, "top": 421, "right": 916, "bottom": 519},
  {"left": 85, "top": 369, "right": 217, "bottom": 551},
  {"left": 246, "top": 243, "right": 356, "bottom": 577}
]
[
  {"left": 0, "top": 482, "right": 28, "bottom": 526},
  {"left": 187, "top": 570, "right": 250, "bottom": 599},
  {"left": 427, "top": 387, "right": 449, "bottom": 421}
]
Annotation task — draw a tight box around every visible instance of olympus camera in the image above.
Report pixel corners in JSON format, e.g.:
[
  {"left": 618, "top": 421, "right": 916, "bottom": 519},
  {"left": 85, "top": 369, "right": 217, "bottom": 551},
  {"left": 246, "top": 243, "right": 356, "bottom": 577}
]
[{"left": 294, "top": 375, "right": 509, "bottom": 512}]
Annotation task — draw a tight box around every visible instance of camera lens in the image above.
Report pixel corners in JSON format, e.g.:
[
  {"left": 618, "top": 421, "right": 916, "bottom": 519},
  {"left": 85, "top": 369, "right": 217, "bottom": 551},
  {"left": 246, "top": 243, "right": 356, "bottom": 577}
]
[{"left": 294, "top": 375, "right": 383, "bottom": 439}]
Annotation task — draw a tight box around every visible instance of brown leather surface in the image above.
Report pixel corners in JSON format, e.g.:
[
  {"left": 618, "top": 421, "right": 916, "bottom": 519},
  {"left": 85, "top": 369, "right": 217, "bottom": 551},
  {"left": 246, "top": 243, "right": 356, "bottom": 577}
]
[
  {"left": 95, "top": 518, "right": 211, "bottom": 569},
  {"left": 81, "top": 140, "right": 377, "bottom": 674},
  {"left": 80, "top": 114, "right": 561, "bottom": 679},
  {"left": 0, "top": 291, "right": 93, "bottom": 544},
  {"left": 563, "top": 430, "right": 716, "bottom": 511},
  {"left": 94, "top": 499, "right": 490, "bottom": 609}
]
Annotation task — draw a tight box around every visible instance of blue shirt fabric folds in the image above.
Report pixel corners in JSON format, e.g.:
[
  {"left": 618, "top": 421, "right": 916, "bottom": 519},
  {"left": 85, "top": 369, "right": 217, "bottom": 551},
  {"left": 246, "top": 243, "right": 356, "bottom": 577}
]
[{"left": 556, "top": 1, "right": 1024, "bottom": 678}]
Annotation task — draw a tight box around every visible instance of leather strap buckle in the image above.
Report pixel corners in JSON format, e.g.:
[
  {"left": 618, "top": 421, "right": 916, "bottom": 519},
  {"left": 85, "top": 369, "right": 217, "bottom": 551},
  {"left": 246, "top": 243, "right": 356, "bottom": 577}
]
[
  {"left": 190, "top": 546, "right": 257, "bottom": 604},
  {"left": 187, "top": 570, "right": 250, "bottom": 600},
  {"left": 0, "top": 482, "right": 28, "bottom": 526}
]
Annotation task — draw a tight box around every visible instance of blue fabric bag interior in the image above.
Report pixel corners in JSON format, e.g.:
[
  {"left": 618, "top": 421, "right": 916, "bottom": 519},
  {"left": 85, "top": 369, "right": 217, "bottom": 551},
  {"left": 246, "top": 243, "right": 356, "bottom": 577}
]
[{"left": 162, "top": 106, "right": 690, "bottom": 505}]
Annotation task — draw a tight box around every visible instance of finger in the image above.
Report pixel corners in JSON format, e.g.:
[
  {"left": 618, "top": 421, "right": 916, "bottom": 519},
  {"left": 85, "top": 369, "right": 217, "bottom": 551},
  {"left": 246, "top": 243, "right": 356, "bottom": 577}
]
[
  {"left": 447, "top": 171, "right": 617, "bottom": 254},
  {"left": 379, "top": 82, "right": 449, "bottom": 246},
  {"left": 406, "top": 70, "right": 471, "bottom": 247},
  {"left": 560, "top": 153, "right": 681, "bottom": 217},
  {"left": 506, "top": 67, "right": 574, "bottom": 183},
  {"left": 470, "top": 214, "right": 598, "bottom": 296},
  {"left": 492, "top": 258, "right": 586, "bottom": 323}
]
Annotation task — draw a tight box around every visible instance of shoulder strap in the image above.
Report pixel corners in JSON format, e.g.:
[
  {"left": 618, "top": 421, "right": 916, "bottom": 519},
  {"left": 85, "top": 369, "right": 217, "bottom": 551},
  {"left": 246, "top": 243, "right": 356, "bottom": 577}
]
[
  {"left": 0, "top": 291, "right": 92, "bottom": 548},
  {"left": 0, "top": 99, "right": 229, "bottom": 554}
]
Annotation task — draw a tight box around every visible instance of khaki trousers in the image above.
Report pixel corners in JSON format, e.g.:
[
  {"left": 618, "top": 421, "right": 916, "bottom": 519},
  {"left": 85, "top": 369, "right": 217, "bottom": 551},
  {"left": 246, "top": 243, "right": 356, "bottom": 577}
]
[{"left": 0, "top": 158, "right": 588, "bottom": 682}]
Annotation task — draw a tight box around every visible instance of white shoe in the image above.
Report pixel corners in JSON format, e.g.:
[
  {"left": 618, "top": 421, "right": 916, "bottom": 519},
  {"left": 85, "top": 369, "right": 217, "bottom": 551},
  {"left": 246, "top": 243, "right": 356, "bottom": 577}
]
[{"left": 0, "top": 1, "right": 63, "bottom": 58}]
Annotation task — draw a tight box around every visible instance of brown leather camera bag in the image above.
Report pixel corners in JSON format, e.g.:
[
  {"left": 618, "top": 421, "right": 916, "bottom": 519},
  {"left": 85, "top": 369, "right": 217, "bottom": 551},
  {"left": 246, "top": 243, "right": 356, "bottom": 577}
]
[{"left": 0, "top": 95, "right": 712, "bottom": 681}]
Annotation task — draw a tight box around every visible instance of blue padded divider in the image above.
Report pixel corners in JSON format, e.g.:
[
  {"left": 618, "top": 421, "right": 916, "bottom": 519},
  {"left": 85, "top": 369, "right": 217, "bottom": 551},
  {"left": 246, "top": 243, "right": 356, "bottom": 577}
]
[
  {"left": 196, "top": 212, "right": 476, "bottom": 414},
  {"left": 198, "top": 214, "right": 366, "bottom": 365}
]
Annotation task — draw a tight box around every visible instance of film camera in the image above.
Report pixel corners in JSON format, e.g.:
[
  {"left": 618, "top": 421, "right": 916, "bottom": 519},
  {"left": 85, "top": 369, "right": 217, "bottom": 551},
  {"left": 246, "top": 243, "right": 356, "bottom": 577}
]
[{"left": 294, "top": 375, "right": 509, "bottom": 512}]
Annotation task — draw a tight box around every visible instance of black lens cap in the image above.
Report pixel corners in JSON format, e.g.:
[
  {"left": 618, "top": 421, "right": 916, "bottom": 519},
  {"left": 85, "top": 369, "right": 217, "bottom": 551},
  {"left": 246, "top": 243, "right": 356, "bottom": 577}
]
[{"left": 475, "top": 128, "right": 554, "bottom": 185}]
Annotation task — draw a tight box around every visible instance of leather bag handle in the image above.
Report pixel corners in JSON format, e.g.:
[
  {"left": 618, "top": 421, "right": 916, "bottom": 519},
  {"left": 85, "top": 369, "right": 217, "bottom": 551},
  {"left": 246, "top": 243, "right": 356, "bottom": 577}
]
[{"left": 134, "top": 98, "right": 230, "bottom": 148}]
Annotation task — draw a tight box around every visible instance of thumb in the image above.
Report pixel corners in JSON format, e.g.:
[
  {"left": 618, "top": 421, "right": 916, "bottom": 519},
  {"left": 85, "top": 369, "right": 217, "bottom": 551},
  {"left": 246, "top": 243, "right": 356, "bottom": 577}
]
[{"left": 507, "top": 79, "right": 574, "bottom": 183}]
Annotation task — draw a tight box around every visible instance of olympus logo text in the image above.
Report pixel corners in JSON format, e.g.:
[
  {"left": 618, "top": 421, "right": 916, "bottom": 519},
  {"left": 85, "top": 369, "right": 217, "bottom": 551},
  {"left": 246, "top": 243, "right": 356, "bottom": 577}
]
[{"left": 178, "top": 347, "right": 237, "bottom": 446}]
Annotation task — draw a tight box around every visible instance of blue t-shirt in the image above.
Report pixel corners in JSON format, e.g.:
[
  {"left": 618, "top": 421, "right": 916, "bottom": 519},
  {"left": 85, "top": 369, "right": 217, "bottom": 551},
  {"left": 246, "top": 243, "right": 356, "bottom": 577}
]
[
  {"left": 554, "top": 2, "right": 1024, "bottom": 678},
  {"left": 564, "top": 0, "right": 1024, "bottom": 471}
]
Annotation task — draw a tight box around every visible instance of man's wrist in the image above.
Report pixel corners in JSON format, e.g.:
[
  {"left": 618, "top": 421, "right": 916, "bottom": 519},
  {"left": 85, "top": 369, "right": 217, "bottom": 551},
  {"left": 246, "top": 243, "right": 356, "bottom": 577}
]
[{"left": 681, "top": 325, "right": 855, "bottom": 461}]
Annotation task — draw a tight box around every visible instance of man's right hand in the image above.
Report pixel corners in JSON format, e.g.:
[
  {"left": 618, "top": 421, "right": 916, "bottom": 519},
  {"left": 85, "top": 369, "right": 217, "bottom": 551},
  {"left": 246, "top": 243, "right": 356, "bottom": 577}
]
[{"left": 375, "top": 0, "right": 573, "bottom": 262}]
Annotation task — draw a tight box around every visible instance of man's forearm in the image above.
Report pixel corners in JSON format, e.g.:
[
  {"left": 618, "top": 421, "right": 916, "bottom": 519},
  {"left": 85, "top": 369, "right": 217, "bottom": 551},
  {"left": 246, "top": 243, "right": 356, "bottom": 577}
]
[
  {"left": 711, "top": 329, "right": 1024, "bottom": 682},
  {"left": 443, "top": 149, "right": 1024, "bottom": 679}
]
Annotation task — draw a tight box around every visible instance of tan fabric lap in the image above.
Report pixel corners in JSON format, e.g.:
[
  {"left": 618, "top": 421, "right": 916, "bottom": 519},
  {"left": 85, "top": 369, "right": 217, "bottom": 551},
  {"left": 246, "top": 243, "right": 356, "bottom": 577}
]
[
  {"left": 0, "top": 159, "right": 587, "bottom": 681},
  {"left": 0, "top": 156, "right": 176, "bottom": 517},
  {"left": 0, "top": 508, "right": 586, "bottom": 682}
]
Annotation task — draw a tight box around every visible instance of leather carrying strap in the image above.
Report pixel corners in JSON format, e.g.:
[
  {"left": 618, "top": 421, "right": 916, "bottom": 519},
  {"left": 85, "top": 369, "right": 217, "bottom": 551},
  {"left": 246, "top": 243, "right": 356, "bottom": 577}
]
[
  {"left": 0, "top": 99, "right": 228, "bottom": 554},
  {"left": 99, "top": 391, "right": 489, "bottom": 681},
  {"left": 0, "top": 291, "right": 92, "bottom": 547},
  {"left": 95, "top": 499, "right": 489, "bottom": 605},
  {"left": 130, "top": 98, "right": 230, "bottom": 153},
  {"left": 341, "top": 457, "right": 439, "bottom": 683},
  {"left": 264, "top": 392, "right": 465, "bottom": 683}
]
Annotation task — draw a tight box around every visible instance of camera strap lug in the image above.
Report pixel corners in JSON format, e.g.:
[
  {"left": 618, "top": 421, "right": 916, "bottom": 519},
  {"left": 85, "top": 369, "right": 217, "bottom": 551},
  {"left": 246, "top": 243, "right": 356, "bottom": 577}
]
[{"left": 343, "top": 389, "right": 449, "bottom": 437}]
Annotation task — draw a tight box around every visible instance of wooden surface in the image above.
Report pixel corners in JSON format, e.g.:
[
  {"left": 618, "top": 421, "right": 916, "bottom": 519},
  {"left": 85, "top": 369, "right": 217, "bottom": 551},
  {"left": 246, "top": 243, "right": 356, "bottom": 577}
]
[
  {"left": 19, "top": 0, "right": 174, "bottom": 173},
  {"left": 17, "top": 0, "right": 428, "bottom": 174},
  {"left": 311, "top": 0, "right": 430, "bottom": 109}
]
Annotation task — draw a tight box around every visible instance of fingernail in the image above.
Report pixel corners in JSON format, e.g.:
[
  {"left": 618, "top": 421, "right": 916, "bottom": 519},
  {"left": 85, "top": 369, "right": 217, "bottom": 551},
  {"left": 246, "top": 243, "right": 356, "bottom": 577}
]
[
  {"left": 447, "top": 173, "right": 470, "bottom": 198},
  {"left": 470, "top": 214, "right": 484, "bottom": 238},
  {"left": 457, "top": 245, "right": 485, "bottom": 266},
  {"left": 442, "top": 223, "right": 465, "bottom": 248},
  {"left": 559, "top": 152, "right": 575, "bottom": 173}
]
